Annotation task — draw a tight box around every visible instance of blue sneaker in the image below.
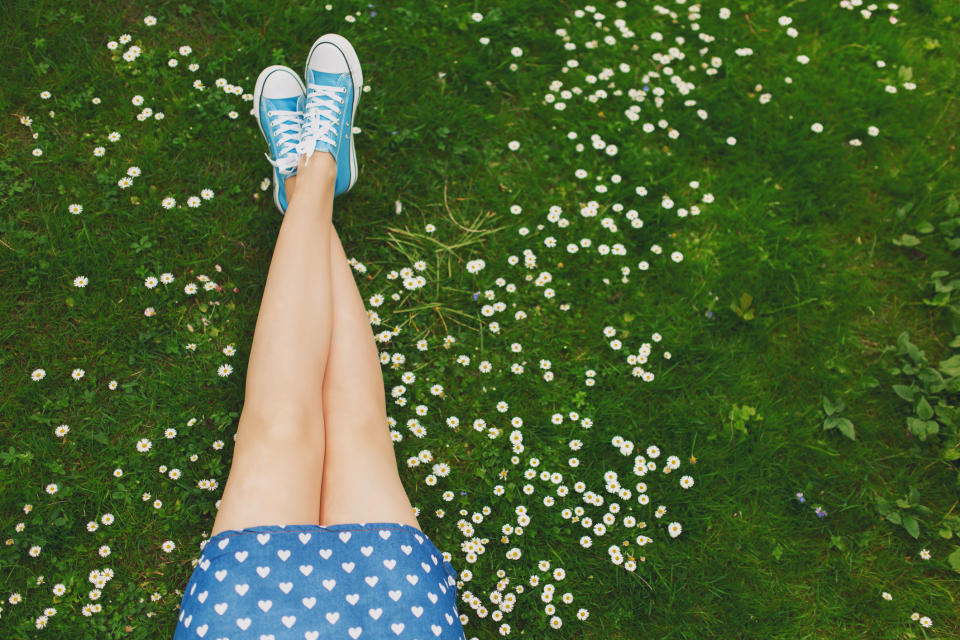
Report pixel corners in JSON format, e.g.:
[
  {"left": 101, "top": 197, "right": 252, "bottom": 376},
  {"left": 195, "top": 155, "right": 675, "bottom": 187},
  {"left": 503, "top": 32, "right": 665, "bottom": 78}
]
[
  {"left": 302, "top": 34, "right": 363, "bottom": 197},
  {"left": 253, "top": 65, "right": 306, "bottom": 215}
]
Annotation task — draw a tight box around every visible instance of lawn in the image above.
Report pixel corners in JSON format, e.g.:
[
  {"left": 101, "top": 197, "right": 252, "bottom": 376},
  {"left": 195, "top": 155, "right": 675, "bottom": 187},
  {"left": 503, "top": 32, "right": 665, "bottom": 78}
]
[{"left": 2, "top": 0, "right": 959, "bottom": 638}]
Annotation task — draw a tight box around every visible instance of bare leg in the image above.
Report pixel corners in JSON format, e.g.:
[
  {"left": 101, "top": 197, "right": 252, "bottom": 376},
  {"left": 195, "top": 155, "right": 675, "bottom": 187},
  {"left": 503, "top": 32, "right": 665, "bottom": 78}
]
[
  {"left": 279, "top": 175, "right": 421, "bottom": 530},
  {"left": 318, "top": 226, "right": 422, "bottom": 530},
  {"left": 209, "top": 154, "right": 337, "bottom": 538}
]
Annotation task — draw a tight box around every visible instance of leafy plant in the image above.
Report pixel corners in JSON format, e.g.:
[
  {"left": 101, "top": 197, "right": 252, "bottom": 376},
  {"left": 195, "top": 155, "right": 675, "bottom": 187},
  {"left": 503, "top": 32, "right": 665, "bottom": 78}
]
[
  {"left": 875, "top": 486, "right": 931, "bottom": 539},
  {"left": 129, "top": 234, "right": 154, "bottom": 254},
  {"left": 887, "top": 331, "right": 960, "bottom": 443},
  {"left": 821, "top": 395, "right": 856, "bottom": 440},
  {"left": 730, "top": 292, "right": 755, "bottom": 321},
  {"left": 709, "top": 403, "right": 762, "bottom": 442},
  {"left": 938, "top": 514, "right": 960, "bottom": 540},
  {"left": 948, "top": 546, "right": 960, "bottom": 573}
]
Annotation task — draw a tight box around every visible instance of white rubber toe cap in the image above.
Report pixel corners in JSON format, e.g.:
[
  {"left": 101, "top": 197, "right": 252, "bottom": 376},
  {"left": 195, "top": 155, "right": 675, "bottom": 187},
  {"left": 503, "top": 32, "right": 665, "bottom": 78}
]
[
  {"left": 260, "top": 66, "right": 305, "bottom": 99},
  {"left": 306, "top": 38, "right": 352, "bottom": 74}
]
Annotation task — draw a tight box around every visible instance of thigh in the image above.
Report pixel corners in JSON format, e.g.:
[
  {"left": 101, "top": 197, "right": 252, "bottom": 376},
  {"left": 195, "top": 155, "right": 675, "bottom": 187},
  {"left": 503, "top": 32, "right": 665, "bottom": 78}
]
[
  {"left": 318, "top": 412, "right": 420, "bottom": 530},
  {"left": 210, "top": 407, "right": 326, "bottom": 538}
]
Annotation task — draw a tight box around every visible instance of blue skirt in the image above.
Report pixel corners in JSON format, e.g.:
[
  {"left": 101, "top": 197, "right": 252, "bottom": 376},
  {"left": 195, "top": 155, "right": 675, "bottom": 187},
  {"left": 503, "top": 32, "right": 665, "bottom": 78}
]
[{"left": 173, "top": 522, "right": 465, "bottom": 640}]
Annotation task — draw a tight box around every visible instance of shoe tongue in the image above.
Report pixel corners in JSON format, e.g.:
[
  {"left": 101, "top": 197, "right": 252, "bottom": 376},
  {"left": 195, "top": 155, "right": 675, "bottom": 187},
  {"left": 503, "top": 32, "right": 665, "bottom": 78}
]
[
  {"left": 307, "top": 69, "right": 349, "bottom": 88},
  {"left": 264, "top": 95, "right": 300, "bottom": 113}
]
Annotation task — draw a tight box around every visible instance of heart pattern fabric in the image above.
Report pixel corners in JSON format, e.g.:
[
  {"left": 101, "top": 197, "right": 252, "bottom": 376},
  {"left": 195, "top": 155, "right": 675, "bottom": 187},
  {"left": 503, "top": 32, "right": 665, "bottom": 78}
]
[{"left": 172, "top": 522, "right": 464, "bottom": 640}]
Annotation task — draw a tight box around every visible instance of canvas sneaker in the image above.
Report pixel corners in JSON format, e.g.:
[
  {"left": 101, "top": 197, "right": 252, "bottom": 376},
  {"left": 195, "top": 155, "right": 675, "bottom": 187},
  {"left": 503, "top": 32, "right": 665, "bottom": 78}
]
[
  {"left": 301, "top": 34, "right": 363, "bottom": 197},
  {"left": 253, "top": 65, "right": 306, "bottom": 214}
]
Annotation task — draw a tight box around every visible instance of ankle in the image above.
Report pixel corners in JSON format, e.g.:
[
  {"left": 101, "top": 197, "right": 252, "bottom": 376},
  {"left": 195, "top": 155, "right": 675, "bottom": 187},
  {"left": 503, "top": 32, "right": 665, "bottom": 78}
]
[{"left": 296, "top": 152, "right": 337, "bottom": 185}]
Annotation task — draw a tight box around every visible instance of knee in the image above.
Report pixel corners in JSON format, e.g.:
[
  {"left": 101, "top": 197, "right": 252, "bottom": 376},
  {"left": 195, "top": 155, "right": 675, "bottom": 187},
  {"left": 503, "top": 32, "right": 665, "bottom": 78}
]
[
  {"left": 238, "top": 400, "right": 323, "bottom": 445},
  {"left": 323, "top": 392, "right": 388, "bottom": 435}
]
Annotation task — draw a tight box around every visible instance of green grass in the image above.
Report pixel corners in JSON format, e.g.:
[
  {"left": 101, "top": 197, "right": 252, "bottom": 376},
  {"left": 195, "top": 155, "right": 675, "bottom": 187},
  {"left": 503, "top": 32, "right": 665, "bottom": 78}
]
[{"left": 2, "top": 0, "right": 960, "bottom": 638}]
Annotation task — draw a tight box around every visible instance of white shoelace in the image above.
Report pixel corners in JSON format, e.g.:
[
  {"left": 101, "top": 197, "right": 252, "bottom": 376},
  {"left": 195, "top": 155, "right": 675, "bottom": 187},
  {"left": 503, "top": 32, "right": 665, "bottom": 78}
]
[
  {"left": 300, "top": 83, "right": 346, "bottom": 160},
  {"left": 264, "top": 108, "right": 301, "bottom": 178}
]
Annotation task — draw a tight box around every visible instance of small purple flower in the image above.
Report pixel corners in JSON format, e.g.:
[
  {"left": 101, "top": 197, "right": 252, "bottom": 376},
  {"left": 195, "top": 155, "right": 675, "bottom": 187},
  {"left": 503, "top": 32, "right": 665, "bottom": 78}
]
[
  {"left": 460, "top": 491, "right": 467, "bottom": 495},
  {"left": 472, "top": 292, "right": 479, "bottom": 301},
  {"left": 643, "top": 85, "right": 650, "bottom": 92},
  {"left": 814, "top": 506, "right": 827, "bottom": 518},
  {"left": 705, "top": 310, "right": 714, "bottom": 319},
  {"left": 795, "top": 491, "right": 805, "bottom": 504}
]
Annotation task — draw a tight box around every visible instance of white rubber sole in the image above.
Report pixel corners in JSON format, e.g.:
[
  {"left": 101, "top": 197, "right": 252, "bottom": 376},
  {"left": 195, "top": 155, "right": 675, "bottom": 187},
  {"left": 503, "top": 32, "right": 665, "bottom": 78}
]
[
  {"left": 305, "top": 34, "right": 363, "bottom": 195},
  {"left": 252, "top": 65, "right": 306, "bottom": 215}
]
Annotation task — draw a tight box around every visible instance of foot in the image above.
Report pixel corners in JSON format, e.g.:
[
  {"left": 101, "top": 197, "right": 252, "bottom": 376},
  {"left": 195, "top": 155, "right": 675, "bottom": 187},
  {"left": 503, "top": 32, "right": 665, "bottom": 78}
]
[
  {"left": 253, "top": 65, "right": 306, "bottom": 215},
  {"left": 302, "top": 34, "right": 363, "bottom": 198}
]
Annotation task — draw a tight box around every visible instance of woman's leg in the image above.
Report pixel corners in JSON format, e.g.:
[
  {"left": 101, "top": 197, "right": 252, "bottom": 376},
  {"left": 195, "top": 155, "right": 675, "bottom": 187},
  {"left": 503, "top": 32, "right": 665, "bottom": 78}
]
[
  {"left": 208, "top": 154, "right": 337, "bottom": 538},
  {"left": 316, "top": 224, "right": 422, "bottom": 530}
]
